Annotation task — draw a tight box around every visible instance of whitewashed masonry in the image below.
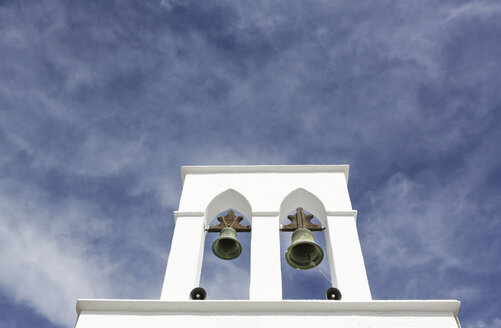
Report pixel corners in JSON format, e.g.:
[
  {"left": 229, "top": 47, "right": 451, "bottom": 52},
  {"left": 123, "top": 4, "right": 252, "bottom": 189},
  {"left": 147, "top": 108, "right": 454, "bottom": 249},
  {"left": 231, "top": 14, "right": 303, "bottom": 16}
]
[{"left": 75, "top": 165, "right": 461, "bottom": 328}]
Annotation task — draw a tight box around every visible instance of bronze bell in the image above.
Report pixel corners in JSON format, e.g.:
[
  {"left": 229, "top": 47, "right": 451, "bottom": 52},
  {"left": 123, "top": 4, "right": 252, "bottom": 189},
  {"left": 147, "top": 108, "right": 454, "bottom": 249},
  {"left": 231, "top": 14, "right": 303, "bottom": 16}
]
[
  {"left": 285, "top": 228, "right": 324, "bottom": 270},
  {"left": 212, "top": 226, "right": 242, "bottom": 260}
]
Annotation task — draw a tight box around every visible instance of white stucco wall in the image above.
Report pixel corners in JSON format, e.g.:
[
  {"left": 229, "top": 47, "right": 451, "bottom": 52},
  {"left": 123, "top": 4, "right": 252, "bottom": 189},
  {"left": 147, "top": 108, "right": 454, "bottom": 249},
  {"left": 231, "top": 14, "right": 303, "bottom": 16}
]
[
  {"left": 161, "top": 165, "right": 371, "bottom": 301},
  {"left": 178, "top": 166, "right": 353, "bottom": 217}
]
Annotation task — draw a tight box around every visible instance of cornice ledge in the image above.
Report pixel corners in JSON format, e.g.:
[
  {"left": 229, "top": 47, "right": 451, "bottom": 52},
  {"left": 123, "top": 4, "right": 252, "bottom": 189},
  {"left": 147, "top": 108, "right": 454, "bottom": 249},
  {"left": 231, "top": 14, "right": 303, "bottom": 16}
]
[
  {"left": 326, "top": 210, "right": 358, "bottom": 220},
  {"left": 181, "top": 165, "right": 350, "bottom": 184},
  {"left": 77, "top": 299, "right": 461, "bottom": 316}
]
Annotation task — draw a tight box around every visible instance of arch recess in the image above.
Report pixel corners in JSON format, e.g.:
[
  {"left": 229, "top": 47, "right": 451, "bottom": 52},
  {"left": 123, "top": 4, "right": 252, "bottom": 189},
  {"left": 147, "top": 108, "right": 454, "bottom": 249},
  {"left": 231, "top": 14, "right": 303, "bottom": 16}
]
[
  {"left": 204, "top": 189, "right": 252, "bottom": 226},
  {"left": 279, "top": 188, "right": 327, "bottom": 225}
]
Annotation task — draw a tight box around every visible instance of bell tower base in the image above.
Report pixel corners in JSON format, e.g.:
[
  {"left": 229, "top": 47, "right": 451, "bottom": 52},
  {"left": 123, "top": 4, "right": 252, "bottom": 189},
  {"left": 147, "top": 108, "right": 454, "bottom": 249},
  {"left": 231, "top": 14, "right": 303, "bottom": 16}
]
[{"left": 75, "top": 299, "right": 460, "bottom": 328}]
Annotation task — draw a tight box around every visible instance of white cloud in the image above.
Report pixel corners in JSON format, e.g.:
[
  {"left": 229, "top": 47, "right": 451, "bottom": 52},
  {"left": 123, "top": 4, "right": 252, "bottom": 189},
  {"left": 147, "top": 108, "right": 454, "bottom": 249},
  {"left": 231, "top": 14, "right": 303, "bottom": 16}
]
[
  {"left": 73, "top": 132, "right": 146, "bottom": 176},
  {"left": 0, "top": 180, "right": 116, "bottom": 326},
  {"left": 447, "top": 1, "right": 501, "bottom": 21},
  {"left": 0, "top": 1, "right": 500, "bottom": 326},
  {"left": 472, "top": 318, "right": 501, "bottom": 328},
  {"left": 363, "top": 173, "right": 463, "bottom": 272},
  {"left": 160, "top": 0, "right": 182, "bottom": 11}
]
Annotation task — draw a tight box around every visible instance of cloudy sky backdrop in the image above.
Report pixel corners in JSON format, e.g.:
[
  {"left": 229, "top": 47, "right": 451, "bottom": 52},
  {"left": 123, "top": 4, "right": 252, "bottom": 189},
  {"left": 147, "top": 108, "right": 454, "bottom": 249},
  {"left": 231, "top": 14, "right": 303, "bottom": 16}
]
[{"left": 1, "top": 1, "right": 501, "bottom": 327}]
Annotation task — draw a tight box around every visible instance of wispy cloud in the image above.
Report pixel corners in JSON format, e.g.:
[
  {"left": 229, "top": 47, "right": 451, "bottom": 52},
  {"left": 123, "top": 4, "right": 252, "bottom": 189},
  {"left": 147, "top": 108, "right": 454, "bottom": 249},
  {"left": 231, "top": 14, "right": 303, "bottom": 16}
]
[
  {"left": 1, "top": 0, "right": 500, "bottom": 327},
  {"left": 472, "top": 318, "right": 501, "bottom": 328},
  {"left": 0, "top": 180, "right": 115, "bottom": 325}
]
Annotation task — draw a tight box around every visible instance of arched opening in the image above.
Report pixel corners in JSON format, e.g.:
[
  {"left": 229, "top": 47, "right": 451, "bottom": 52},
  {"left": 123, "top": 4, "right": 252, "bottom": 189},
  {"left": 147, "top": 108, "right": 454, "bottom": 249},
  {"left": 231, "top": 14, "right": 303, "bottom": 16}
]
[
  {"left": 279, "top": 189, "right": 331, "bottom": 299},
  {"left": 199, "top": 189, "right": 252, "bottom": 300},
  {"left": 205, "top": 189, "right": 252, "bottom": 226}
]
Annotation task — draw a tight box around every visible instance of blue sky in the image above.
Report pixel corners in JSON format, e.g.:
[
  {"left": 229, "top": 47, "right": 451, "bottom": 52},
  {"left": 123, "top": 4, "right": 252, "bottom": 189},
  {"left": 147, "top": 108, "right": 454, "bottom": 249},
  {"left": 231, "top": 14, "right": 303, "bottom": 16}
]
[{"left": 1, "top": 0, "right": 500, "bottom": 327}]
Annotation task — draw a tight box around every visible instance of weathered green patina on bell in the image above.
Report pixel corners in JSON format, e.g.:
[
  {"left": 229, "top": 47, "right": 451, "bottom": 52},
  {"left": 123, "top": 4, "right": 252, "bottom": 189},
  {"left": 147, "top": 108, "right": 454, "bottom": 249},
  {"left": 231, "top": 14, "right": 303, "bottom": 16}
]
[
  {"left": 285, "top": 228, "right": 324, "bottom": 270},
  {"left": 212, "top": 226, "right": 242, "bottom": 260}
]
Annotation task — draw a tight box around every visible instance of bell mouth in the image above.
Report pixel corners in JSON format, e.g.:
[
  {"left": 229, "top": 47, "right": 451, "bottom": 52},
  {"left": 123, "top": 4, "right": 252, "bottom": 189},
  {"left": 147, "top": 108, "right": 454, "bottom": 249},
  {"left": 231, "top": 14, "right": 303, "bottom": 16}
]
[
  {"left": 290, "top": 243, "right": 322, "bottom": 262},
  {"left": 285, "top": 242, "right": 324, "bottom": 270},
  {"left": 285, "top": 228, "right": 324, "bottom": 270}
]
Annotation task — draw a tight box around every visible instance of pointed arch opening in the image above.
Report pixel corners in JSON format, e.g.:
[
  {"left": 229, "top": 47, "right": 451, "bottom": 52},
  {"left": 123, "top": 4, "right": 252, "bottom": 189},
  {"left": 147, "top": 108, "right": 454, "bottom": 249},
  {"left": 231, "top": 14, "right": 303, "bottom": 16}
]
[
  {"left": 279, "top": 189, "right": 331, "bottom": 299},
  {"left": 279, "top": 188, "right": 327, "bottom": 225},
  {"left": 199, "top": 189, "right": 252, "bottom": 300},
  {"left": 205, "top": 189, "right": 252, "bottom": 226}
]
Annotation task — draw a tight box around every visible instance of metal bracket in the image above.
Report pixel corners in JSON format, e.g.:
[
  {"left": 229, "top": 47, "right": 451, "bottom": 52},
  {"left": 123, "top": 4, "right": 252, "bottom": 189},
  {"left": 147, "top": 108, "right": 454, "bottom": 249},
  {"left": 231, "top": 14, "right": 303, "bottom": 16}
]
[
  {"left": 207, "top": 210, "right": 251, "bottom": 232},
  {"left": 280, "top": 207, "right": 324, "bottom": 231}
]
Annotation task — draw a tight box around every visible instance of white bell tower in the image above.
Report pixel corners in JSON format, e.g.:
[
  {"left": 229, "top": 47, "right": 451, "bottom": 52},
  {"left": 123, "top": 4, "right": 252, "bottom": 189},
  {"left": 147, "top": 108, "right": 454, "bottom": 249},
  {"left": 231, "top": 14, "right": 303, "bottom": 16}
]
[
  {"left": 75, "top": 165, "right": 461, "bottom": 328},
  {"left": 161, "top": 165, "right": 370, "bottom": 301}
]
